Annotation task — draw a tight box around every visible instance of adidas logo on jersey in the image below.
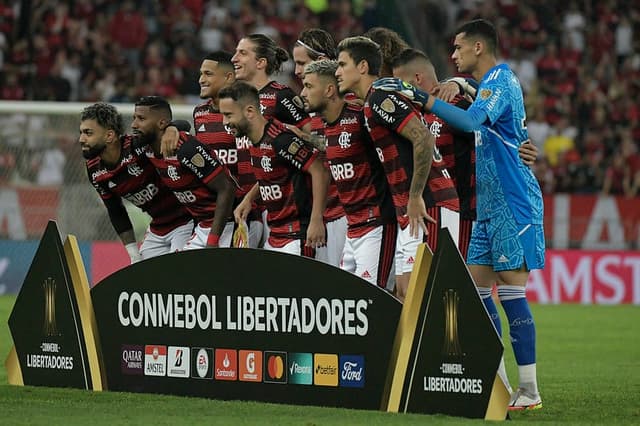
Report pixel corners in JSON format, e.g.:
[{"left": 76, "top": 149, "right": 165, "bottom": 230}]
[
  {"left": 108, "top": 181, "right": 116, "bottom": 188},
  {"left": 498, "top": 254, "right": 509, "bottom": 263},
  {"left": 198, "top": 124, "right": 206, "bottom": 132},
  {"left": 361, "top": 270, "right": 371, "bottom": 279}
]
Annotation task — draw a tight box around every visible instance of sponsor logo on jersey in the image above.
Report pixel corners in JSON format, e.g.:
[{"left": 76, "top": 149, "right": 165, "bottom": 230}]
[
  {"left": 314, "top": 353, "right": 338, "bottom": 386},
  {"left": 264, "top": 351, "right": 287, "bottom": 384},
  {"left": 191, "top": 347, "right": 213, "bottom": 379},
  {"left": 339, "top": 116, "right": 358, "bottom": 126},
  {"left": 214, "top": 348, "right": 237, "bottom": 381},
  {"left": 144, "top": 345, "right": 166, "bottom": 376},
  {"left": 121, "top": 344, "right": 144, "bottom": 375},
  {"left": 288, "top": 353, "right": 313, "bottom": 385},
  {"left": 167, "top": 346, "right": 190, "bottom": 378},
  {"left": 238, "top": 350, "right": 263, "bottom": 382},
  {"left": 339, "top": 355, "right": 365, "bottom": 388}
]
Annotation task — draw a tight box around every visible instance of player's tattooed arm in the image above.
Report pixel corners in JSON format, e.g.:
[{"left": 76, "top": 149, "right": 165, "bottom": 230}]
[
  {"left": 285, "top": 124, "right": 326, "bottom": 151},
  {"left": 398, "top": 116, "right": 437, "bottom": 237}
]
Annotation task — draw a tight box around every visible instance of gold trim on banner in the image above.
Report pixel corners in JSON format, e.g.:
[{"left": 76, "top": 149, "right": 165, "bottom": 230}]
[
  {"left": 381, "top": 243, "right": 433, "bottom": 411},
  {"left": 63, "top": 235, "right": 106, "bottom": 390},
  {"left": 5, "top": 345, "right": 23, "bottom": 385},
  {"left": 485, "top": 374, "right": 511, "bottom": 420}
]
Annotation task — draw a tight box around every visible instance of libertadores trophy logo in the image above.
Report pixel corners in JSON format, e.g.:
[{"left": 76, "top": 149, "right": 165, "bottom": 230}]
[
  {"left": 442, "top": 289, "right": 462, "bottom": 358},
  {"left": 42, "top": 277, "right": 59, "bottom": 337}
]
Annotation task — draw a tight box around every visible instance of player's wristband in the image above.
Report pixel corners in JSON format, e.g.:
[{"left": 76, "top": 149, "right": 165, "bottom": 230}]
[
  {"left": 125, "top": 242, "right": 142, "bottom": 264},
  {"left": 207, "top": 233, "right": 220, "bottom": 247}
]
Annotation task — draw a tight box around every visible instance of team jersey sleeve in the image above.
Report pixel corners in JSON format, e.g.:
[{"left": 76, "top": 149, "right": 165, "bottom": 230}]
[
  {"left": 176, "top": 132, "right": 226, "bottom": 184},
  {"left": 272, "top": 133, "right": 319, "bottom": 172},
  {"left": 368, "top": 89, "right": 421, "bottom": 133},
  {"left": 473, "top": 72, "right": 509, "bottom": 125},
  {"left": 275, "top": 88, "right": 310, "bottom": 128}
]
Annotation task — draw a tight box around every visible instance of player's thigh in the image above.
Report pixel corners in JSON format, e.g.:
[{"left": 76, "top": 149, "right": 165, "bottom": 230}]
[
  {"left": 140, "top": 229, "right": 169, "bottom": 260},
  {"left": 169, "top": 221, "right": 195, "bottom": 252},
  {"left": 264, "top": 238, "right": 301, "bottom": 256},
  {"left": 395, "top": 224, "right": 423, "bottom": 275},
  {"left": 327, "top": 216, "right": 347, "bottom": 266}
]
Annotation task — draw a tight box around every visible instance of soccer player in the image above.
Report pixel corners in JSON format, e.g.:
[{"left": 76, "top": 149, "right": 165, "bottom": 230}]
[
  {"left": 379, "top": 20, "right": 545, "bottom": 410},
  {"left": 219, "top": 81, "right": 329, "bottom": 257},
  {"left": 232, "top": 33, "right": 311, "bottom": 245},
  {"left": 292, "top": 28, "right": 338, "bottom": 80},
  {"left": 301, "top": 59, "right": 397, "bottom": 287},
  {"left": 162, "top": 51, "right": 262, "bottom": 248},
  {"left": 132, "top": 96, "right": 236, "bottom": 250},
  {"left": 391, "top": 48, "right": 475, "bottom": 258},
  {"left": 290, "top": 28, "right": 347, "bottom": 268},
  {"left": 232, "top": 33, "right": 310, "bottom": 129},
  {"left": 80, "top": 103, "right": 193, "bottom": 263},
  {"left": 336, "top": 36, "right": 436, "bottom": 302}
]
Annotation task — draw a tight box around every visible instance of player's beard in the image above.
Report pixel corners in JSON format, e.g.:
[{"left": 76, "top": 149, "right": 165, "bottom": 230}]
[
  {"left": 230, "top": 119, "right": 250, "bottom": 138},
  {"left": 81, "top": 144, "right": 106, "bottom": 159},
  {"left": 132, "top": 130, "right": 155, "bottom": 147}
]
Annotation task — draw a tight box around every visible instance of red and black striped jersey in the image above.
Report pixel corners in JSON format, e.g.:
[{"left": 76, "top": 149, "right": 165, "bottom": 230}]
[
  {"left": 86, "top": 135, "right": 191, "bottom": 236},
  {"left": 363, "top": 88, "right": 459, "bottom": 228},
  {"left": 309, "top": 114, "right": 344, "bottom": 223},
  {"left": 193, "top": 99, "right": 255, "bottom": 198},
  {"left": 249, "top": 119, "right": 319, "bottom": 241},
  {"left": 259, "top": 81, "right": 311, "bottom": 128},
  {"left": 324, "top": 103, "right": 395, "bottom": 238},
  {"left": 424, "top": 96, "right": 476, "bottom": 220},
  {"left": 143, "top": 132, "right": 233, "bottom": 227}
]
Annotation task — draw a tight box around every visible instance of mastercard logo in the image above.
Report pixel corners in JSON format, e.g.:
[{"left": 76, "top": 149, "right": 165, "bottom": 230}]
[
  {"left": 264, "top": 351, "right": 287, "bottom": 383},
  {"left": 267, "top": 355, "right": 284, "bottom": 379}
]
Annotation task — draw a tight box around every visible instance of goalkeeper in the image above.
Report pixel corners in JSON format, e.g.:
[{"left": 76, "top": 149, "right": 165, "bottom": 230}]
[{"left": 374, "top": 20, "right": 545, "bottom": 411}]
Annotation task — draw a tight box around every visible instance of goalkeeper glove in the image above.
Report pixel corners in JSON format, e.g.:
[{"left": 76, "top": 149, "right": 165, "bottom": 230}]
[{"left": 372, "top": 77, "right": 430, "bottom": 109}]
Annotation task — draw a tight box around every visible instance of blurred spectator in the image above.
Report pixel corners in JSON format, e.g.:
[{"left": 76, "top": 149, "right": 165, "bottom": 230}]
[
  {"left": 544, "top": 116, "right": 576, "bottom": 167},
  {"left": 107, "top": 1, "right": 148, "bottom": 67},
  {"left": 601, "top": 150, "right": 630, "bottom": 196}
]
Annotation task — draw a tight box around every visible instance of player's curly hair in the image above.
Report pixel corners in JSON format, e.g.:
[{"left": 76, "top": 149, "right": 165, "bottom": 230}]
[
  {"left": 80, "top": 103, "right": 123, "bottom": 135},
  {"left": 245, "top": 34, "right": 290, "bottom": 75},
  {"left": 363, "top": 27, "right": 409, "bottom": 77},
  {"left": 296, "top": 28, "right": 337, "bottom": 60}
]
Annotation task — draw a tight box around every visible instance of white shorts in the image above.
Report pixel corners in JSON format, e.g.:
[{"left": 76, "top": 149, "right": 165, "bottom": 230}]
[
  {"left": 396, "top": 206, "right": 460, "bottom": 275},
  {"left": 341, "top": 223, "right": 396, "bottom": 288},
  {"left": 264, "top": 238, "right": 302, "bottom": 256},
  {"left": 315, "top": 216, "right": 347, "bottom": 267},
  {"left": 183, "top": 223, "right": 211, "bottom": 251},
  {"left": 140, "top": 220, "right": 194, "bottom": 259}
]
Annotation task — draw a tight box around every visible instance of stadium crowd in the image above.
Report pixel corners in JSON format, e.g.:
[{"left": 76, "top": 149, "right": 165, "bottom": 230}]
[{"left": 0, "top": 0, "right": 639, "bottom": 196}]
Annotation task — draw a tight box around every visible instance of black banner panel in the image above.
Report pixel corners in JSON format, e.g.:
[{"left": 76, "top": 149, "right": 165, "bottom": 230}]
[{"left": 91, "top": 248, "right": 402, "bottom": 409}]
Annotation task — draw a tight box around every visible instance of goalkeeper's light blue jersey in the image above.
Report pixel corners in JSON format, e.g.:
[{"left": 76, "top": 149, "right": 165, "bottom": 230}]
[{"left": 469, "top": 63, "right": 543, "bottom": 224}]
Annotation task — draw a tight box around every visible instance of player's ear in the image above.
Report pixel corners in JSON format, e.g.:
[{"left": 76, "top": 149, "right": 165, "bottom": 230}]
[
  {"left": 357, "top": 59, "right": 368, "bottom": 75},
  {"left": 105, "top": 129, "right": 117, "bottom": 143}
]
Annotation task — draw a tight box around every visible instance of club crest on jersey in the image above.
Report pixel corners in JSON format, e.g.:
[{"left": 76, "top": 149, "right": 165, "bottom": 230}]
[
  {"left": 224, "top": 124, "right": 233, "bottom": 134},
  {"left": 338, "top": 131, "right": 351, "bottom": 149},
  {"left": 480, "top": 89, "right": 492, "bottom": 100},
  {"left": 127, "top": 164, "right": 144, "bottom": 177},
  {"left": 191, "top": 153, "right": 205, "bottom": 168},
  {"left": 167, "top": 165, "right": 180, "bottom": 181},
  {"left": 261, "top": 155, "right": 273, "bottom": 172},
  {"left": 380, "top": 98, "right": 395, "bottom": 113},
  {"left": 429, "top": 120, "right": 443, "bottom": 139}
]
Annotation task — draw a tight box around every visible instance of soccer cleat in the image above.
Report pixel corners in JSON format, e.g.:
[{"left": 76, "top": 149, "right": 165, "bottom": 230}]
[{"left": 508, "top": 388, "right": 542, "bottom": 411}]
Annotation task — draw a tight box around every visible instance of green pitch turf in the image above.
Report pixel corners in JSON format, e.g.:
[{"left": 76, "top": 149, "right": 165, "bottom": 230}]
[{"left": 1, "top": 295, "right": 638, "bottom": 424}]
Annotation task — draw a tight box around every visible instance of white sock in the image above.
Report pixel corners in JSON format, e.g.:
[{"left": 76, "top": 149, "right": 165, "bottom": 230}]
[
  {"left": 497, "top": 357, "right": 512, "bottom": 394},
  {"left": 518, "top": 363, "right": 539, "bottom": 395}
]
